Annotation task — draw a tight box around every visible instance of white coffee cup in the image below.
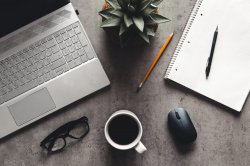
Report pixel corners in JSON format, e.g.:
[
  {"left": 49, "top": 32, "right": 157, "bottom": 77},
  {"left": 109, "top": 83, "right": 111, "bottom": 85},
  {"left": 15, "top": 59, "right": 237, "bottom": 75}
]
[{"left": 104, "top": 110, "right": 147, "bottom": 154}]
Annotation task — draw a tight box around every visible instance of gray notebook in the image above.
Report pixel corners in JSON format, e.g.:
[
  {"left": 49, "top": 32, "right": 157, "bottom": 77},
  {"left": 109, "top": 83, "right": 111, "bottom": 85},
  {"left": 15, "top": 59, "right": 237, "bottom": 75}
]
[{"left": 165, "top": 0, "right": 250, "bottom": 112}]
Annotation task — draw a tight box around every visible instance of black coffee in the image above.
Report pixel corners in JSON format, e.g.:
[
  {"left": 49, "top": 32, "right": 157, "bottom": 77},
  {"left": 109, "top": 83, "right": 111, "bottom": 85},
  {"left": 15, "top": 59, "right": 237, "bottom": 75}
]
[{"left": 108, "top": 115, "right": 139, "bottom": 145}]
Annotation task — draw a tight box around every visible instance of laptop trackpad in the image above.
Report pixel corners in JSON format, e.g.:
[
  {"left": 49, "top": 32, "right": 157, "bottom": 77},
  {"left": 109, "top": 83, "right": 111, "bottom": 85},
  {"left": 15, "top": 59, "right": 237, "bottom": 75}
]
[{"left": 8, "top": 88, "right": 56, "bottom": 126}]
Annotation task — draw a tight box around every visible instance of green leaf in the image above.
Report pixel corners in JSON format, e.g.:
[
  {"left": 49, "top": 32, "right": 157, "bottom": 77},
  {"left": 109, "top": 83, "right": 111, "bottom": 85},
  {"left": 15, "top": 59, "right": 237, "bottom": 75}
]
[
  {"left": 116, "top": 0, "right": 126, "bottom": 9},
  {"left": 152, "top": 0, "right": 163, "bottom": 6},
  {"left": 124, "top": 14, "right": 133, "bottom": 27},
  {"left": 150, "top": 13, "right": 170, "bottom": 23},
  {"left": 145, "top": 14, "right": 170, "bottom": 24},
  {"left": 144, "top": 15, "right": 155, "bottom": 24},
  {"left": 127, "top": 4, "right": 136, "bottom": 13},
  {"left": 143, "top": 6, "right": 157, "bottom": 15},
  {"left": 139, "top": 0, "right": 152, "bottom": 12},
  {"left": 99, "top": 8, "right": 114, "bottom": 19},
  {"left": 119, "top": 23, "right": 127, "bottom": 36},
  {"left": 150, "top": 3, "right": 158, "bottom": 8},
  {"left": 106, "top": 0, "right": 121, "bottom": 9},
  {"left": 146, "top": 27, "right": 155, "bottom": 36},
  {"left": 132, "top": 15, "right": 144, "bottom": 32},
  {"left": 100, "top": 16, "right": 121, "bottom": 27},
  {"left": 138, "top": 31, "right": 150, "bottom": 43},
  {"left": 110, "top": 10, "right": 124, "bottom": 17}
]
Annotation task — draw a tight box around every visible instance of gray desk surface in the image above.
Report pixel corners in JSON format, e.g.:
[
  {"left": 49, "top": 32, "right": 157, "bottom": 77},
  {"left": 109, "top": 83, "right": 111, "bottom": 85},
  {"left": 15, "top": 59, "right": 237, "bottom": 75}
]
[{"left": 1, "top": 0, "right": 250, "bottom": 165}]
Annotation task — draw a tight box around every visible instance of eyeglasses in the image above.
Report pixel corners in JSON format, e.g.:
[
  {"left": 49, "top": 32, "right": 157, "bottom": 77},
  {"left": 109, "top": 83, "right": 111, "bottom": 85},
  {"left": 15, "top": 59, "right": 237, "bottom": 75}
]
[{"left": 40, "top": 116, "right": 89, "bottom": 153}]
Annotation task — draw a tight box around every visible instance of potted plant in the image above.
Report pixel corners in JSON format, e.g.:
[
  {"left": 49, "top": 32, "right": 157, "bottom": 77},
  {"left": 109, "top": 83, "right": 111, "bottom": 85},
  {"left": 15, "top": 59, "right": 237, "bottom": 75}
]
[{"left": 99, "top": 0, "right": 170, "bottom": 47}]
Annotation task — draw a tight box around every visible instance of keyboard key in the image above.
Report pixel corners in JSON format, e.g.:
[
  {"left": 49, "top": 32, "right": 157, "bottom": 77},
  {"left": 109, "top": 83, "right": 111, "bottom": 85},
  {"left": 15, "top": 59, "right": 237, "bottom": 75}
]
[
  {"left": 66, "top": 25, "right": 72, "bottom": 31},
  {"left": 59, "top": 41, "right": 66, "bottom": 50},
  {"left": 77, "top": 33, "right": 88, "bottom": 46},
  {"left": 72, "top": 51, "right": 79, "bottom": 59},
  {"left": 72, "top": 22, "right": 79, "bottom": 28},
  {"left": 0, "top": 96, "right": 4, "bottom": 104},
  {"left": 65, "top": 54, "right": 73, "bottom": 62},
  {"left": 74, "top": 26, "right": 81, "bottom": 34},
  {"left": 4, "top": 89, "right": 19, "bottom": 102},
  {"left": 30, "top": 72, "right": 38, "bottom": 80},
  {"left": 43, "top": 73, "right": 51, "bottom": 82},
  {"left": 16, "top": 79, "right": 24, "bottom": 87},
  {"left": 33, "top": 48, "right": 40, "bottom": 55},
  {"left": 36, "top": 61, "right": 44, "bottom": 69},
  {"left": 50, "top": 51, "right": 63, "bottom": 62},
  {"left": 75, "top": 42, "right": 82, "bottom": 50},
  {"left": 53, "top": 32, "right": 60, "bottom": 38},
  {"left": 55, "top": 35, "right": 63, "bottom": 44},
  {"left": 26, "top": 51, "right": 33, "bottom": 59},
  {"left": 49, "top": 71, "right": 57, "bottom": 79},
  {"left": 62, "top": 48, "right": 70, "bottom": 56},
  {"left": 55, "top": 66, "right": 64, "bottom": 76},
  {"left": 81, "top": 54, "right": 88, "bottom": 63},
  {"left": 65, "top": 38, "right": 72, "bottom": 47},
  {"left": 68, "top": 29, "right": 75, "bottom": 37},
  {"left": 9, "top": 74, "right": 18, "bottom": 82},
  {"left": 69, "top": 45, "right": 75, "bottom": 53},
  {"left": 78, "top": 48, "right": 85, "bottom": 56},
  {"left": 62, "top": 32, "right": 70, "bottom": 40},
  {"left": 62, "top": 64, "right": 69, "bottom": 72},
  {"left": 42, "top": 65, "right": 51, "bottom": 74},
  {"left": 71, "top": 35, "right": 79, "bottom": 44},
  {"left": 68, "top": 61, "right": 77, "bottom": 69},
  {"left": 68, "top": 58, "right": 82, "bottom": 69},
  {"left": 35, "top": 41, "right": 41, "bottom": 48},
  {"left": 39, "top": 51, "right": 46, "bottom": 60},
  {"left": 60, "top": 29, "right": 66, "bottom": 34},
  {"left": 0, "top": 87, "right": 8, "bottom": 95},
  {"left": 75, "top": 57, "right": 83, "bottom": 66},
  {"left": 41, "top": 38, "right": 47, "bottom": 44},
  {"left": 45, "top": 48, "right": 52, "bottom": 57},
  {"left": 47, "top": 35, "right": 54, "bottom": 41},
  {"left": 51, "top": 58, "right": 66, "bottom": 69},
  {"left": 84, "top": 46, "right": 94, "bottom": 59},
  {"left": 52, "top": 45, "right": 60, "bottom": 54},
  {"left": 37, "top": 76, "right": 44, "bottom": 85},
  {"left": 23, "top": 48, "right": 29, "bottom": 53},
  {"left": 43, "top": 57, "right": 51, "bottom": 66}
]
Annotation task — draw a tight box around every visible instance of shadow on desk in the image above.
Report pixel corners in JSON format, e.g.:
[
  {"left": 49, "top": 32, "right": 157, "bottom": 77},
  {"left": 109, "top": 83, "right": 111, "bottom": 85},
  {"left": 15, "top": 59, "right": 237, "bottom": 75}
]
[
  {"left": 164, "top": 79, "right": 242, "bottom": 117},
  {"left": 107, "top": 145, "right": 139, "bottom": 166},
  {"left": 101, "top": 34, "right": 156, "bottom": 69},
  {"left": 165, "top": 118, "right": 197, "bottom": 155}
]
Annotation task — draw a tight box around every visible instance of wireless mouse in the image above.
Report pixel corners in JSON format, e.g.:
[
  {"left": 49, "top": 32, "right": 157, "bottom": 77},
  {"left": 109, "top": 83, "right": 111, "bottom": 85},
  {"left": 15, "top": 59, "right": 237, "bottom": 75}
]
[{"left": 168, "top": 108, "right": 197, "bottom": 144}]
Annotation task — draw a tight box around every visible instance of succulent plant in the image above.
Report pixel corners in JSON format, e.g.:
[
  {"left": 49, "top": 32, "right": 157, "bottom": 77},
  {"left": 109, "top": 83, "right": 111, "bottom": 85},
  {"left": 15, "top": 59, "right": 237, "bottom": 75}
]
[{"left": 99, "top": 0, "right": 170, "bottom": 45}]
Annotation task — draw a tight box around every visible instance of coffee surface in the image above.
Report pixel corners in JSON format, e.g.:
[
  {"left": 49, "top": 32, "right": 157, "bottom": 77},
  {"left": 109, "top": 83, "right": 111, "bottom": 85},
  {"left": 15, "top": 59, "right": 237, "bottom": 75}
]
[{"left": 108, "top": 115, "right": 139, "bottom": 145}]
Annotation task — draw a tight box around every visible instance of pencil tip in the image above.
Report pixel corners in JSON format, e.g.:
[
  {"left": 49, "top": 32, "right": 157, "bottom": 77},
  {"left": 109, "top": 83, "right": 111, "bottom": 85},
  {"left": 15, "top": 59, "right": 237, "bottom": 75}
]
[
  {"left": 136, "top": 83, "right": 143, "bottom": 92},
  {"left": 216, "top": 25, "right": 218, "bottom": 31}
]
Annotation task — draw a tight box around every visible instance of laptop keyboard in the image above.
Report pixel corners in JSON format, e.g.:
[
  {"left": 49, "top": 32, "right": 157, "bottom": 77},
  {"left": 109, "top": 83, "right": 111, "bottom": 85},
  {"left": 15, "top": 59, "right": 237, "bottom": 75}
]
[{"left": 0, "top": 21, "right": 94, "bottom": 104}]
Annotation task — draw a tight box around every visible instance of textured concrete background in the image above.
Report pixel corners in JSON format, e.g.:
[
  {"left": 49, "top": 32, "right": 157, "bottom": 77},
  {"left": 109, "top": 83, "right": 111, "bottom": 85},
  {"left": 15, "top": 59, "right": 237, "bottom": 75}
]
[{"left": 1, "top": 0, "right": 250, "bottom": 165}]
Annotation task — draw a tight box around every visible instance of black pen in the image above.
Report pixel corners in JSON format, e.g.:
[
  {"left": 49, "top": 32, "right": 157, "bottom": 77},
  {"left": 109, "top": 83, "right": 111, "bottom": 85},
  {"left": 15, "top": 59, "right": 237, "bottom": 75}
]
[{"left": 206, "top": 26, "right": 218, "bottom": 79}]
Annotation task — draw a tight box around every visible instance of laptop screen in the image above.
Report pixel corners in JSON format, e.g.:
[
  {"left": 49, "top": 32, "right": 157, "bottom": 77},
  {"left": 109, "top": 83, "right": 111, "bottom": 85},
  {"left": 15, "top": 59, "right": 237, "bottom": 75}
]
[{"left": 0, "top": 0, "right": 70, "bottom": 38}]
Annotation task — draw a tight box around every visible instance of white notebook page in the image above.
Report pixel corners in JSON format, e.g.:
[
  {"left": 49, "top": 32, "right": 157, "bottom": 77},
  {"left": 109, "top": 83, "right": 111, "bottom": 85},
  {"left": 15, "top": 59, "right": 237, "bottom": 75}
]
[{"left": 166, "top": 0, "right": 250, "bottom": 111}]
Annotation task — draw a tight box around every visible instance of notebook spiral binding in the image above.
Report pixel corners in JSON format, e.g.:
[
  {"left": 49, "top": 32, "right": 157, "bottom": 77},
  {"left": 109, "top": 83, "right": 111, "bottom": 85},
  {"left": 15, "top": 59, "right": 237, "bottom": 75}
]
[{"left": 164, "top": 0, "right": 204, "bottom": 79}]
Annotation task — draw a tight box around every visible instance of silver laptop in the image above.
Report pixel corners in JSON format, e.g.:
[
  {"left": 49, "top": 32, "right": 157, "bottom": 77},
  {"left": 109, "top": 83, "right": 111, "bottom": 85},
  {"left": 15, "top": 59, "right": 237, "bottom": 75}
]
[{"left": 0, "top": 1, "right": 110, "bottom": 138}]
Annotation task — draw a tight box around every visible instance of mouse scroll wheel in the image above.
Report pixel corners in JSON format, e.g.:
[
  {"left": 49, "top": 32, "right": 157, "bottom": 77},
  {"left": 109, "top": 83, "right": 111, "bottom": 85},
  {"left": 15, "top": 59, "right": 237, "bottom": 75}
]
[{"left": 175, "top": 112, "right": 181, "bottom": 120}]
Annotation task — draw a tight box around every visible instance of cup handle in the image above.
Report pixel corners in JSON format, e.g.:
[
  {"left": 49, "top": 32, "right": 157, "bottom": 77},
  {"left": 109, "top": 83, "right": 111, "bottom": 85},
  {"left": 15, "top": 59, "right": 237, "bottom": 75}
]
[{"left": 134, "top": 141, "right": 147, "bottom": 154}]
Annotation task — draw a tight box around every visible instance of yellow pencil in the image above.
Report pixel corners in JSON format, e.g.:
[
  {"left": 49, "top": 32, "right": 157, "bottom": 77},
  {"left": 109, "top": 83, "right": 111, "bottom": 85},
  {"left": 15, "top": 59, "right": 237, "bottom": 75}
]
[{"left": 137, "top": 32, "right": 174, "bottom": 92}]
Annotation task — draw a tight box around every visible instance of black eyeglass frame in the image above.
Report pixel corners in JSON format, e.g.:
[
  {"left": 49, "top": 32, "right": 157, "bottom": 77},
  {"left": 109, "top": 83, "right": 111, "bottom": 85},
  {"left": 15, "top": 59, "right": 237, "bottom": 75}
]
[{"left": 40, "top": 116, "right": 89, "bottom": 153}]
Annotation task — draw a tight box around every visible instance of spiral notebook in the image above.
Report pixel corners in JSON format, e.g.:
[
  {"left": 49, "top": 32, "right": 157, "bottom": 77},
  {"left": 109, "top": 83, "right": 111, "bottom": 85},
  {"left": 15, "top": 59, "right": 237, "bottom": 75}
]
[{"left": 165, "top": 0, "right": 250, "bottom": 112}]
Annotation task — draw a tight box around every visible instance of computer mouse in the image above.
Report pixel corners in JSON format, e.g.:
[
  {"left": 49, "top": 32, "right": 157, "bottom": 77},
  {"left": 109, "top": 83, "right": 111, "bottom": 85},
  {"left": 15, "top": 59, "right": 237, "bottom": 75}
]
[{"left": 168, "top": 108, "right": 197, "bottom": 144}]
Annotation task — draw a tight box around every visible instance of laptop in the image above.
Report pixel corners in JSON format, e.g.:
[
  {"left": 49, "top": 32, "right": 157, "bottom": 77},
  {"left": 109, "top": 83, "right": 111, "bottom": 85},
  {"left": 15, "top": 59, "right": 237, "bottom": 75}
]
[{"left": 0, "top": 0, "right": 110, "bottom": 139}]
